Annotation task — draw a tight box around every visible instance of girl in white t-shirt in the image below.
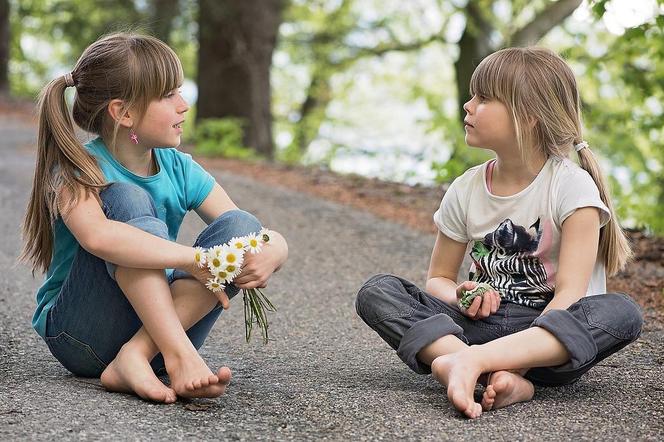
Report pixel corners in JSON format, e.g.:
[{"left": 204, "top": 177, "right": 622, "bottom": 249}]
[{"left": 356, "top": 47, "right": 642, "bottom": 419}]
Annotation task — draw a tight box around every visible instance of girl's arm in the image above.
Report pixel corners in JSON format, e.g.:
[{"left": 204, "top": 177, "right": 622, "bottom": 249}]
[
  {"left": 194, "top": 182, "right": 238, "bottom": 225},
  {"left": 194, "top": 182, "right": 289, "bottom": 289},
  {"left": 426, "top": 232, "right": 467, "bottom": 305},
  {"left": 60, "top": 187, "right": 195, "bottom": 271},
  {"left": 542, "top": 206, "right": 601, "bottom": 314}
]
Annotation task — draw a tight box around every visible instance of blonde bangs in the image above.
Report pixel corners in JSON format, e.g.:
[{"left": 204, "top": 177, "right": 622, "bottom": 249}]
[
  {"left": 469, "top": 50, "right": 522, "bottom": 106},
  {"left": 127, "top": 35, "right": 184, "bottom": 116}
]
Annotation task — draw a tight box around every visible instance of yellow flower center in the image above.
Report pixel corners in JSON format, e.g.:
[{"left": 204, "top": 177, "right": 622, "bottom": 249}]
[
  {"left": 227, "top": 254, "right": 236, "bottom": 263},
  {"left": 226, "top": 265, "right": 236, "bottom": 272},
  {"left": 218, "top": 271, "right": 227, "bottom": 279},
  {"left": 250, "top": 239, "right": 258, "bottom": 247},
  {"left": 195, "top": 252, "right": 201, "bottom": 262},
  {"left": 234, "top": 242, "right": 243, "bottom": 249},
  {"left": 212, "top": 258, "right": 221, "bottom": 267}
]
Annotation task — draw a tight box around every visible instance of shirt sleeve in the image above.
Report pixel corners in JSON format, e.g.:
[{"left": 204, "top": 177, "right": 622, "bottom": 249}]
[
  {"left": 556, "top": 167, "right": 611, "bottom": 228},
  {"left": 433, "top": 179, "right": 468, "bottom": 243},
  {"left": 184, "top": 154, "right": 215, "bottom": 210}
]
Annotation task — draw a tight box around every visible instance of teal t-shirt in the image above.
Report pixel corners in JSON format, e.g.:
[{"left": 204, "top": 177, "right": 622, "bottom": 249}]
[{"left": 32, "top": 137, "right": 215, "bottom": 338}]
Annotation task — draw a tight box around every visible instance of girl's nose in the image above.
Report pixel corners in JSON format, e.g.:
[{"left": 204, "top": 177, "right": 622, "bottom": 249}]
[
  {"left": 178, "top": 97, "right": 189, "bottom": 113},
  {"left": 463, "top": 98, "right": 473, "bottom": 114}
]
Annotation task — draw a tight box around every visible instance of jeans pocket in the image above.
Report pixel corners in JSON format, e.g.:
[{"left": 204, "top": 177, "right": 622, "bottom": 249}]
[{"left": 45, "top": 332, "right": 107, "bottom": 377}]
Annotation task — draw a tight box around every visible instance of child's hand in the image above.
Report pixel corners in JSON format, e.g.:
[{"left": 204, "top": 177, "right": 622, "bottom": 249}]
[
  {"left": 456, "top": 281, "right": 500, "bottom": 320},
  {"left": 233, "top": 247, "right": 279, "bottom": 290}
]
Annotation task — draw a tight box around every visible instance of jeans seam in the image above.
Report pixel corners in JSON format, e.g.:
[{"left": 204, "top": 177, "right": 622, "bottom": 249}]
[
  {"left": 364, "top": 305, "right": 416, "bottom": 326},
  {"left": 359, "top": 274, "right": 393, "bottom": 292},
  {"left": 45, "top": 331, "right": 108, "bottom": 370}
]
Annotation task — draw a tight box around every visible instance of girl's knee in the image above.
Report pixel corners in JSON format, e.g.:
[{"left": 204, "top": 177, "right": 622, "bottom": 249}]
[
  {"left": 208, "top": 210, "right": 262, "bottom": 239},
  {"left": 355, "top": 274, "right": 405, "bottom": 322},
  {"left": 613, "top": 294, "right": 644, "bottom": 341},
  {"left": 584, "top": 293, "right": 643, "bottom": 342},
  {"left": 100, "top": 182, "right": 157, "bottom": 221}
]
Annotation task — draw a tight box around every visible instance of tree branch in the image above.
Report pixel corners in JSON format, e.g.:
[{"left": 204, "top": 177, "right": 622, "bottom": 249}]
[
  {"left": 510, "top": 0, "right": 582, "bottom": 46},
  {"left": 337, "top": 33, "right": 447, "bottom": 68}
]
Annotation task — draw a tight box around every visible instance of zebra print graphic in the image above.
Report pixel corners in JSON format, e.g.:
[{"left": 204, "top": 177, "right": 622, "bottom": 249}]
[{"left": 469, "top": 218, "right": 554, "bottom": 308}]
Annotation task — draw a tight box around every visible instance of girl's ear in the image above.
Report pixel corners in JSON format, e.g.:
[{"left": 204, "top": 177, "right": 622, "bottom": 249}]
[{"left": 107, "top": 99, "right": 134, "bottom": 128}]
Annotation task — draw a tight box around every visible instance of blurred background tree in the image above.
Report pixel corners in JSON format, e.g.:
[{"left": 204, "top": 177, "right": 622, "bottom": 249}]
[{"left": 2, "top": 0, "right": 663, "bottom": 234}]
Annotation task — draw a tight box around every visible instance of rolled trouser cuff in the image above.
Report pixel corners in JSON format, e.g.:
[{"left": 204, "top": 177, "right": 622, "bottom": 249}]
[
  {"left": 531, "top": 309, "right": 597, "bottom": 370},
  {"left": 105, "top": 216, "right": 170, "bottom": 280},
  {"left": 397, "top": 313, "right": 465, "bottom": 374}
]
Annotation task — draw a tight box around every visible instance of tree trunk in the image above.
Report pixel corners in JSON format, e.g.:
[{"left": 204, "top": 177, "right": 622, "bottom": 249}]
[
  {"left": 453, "top": 0, "right": 495, "bottom": 124},
  {"left": 197, "top": 0, "right": 284, "bottom": 159},
  {"left": 150, "top": 0, "right": 179, "bottom": 44},
  {"left": 289, "top": 68, "right": 333, "bottom": 158},
  {"left": 0, "top": 0, "right": 9, "bottom": 95}
]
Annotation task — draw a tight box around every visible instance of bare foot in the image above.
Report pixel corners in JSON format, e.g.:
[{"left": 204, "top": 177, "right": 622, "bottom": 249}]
[
  {"left": 481, "top": 370, "right": 534, "bottom": 411},
  {"left": 101, "top": 346, "right": 177, "bottom": 404},
  {"left": 165, "top": 351, "right": 232, "bottom": 398},
  {"left": 431, "top": 354, "right": 483, "bottom": 419}
]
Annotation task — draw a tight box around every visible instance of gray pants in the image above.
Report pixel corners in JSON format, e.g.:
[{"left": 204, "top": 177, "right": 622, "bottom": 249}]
[{"left": 355, "top": 274, "right": 643, "bottom": 386}]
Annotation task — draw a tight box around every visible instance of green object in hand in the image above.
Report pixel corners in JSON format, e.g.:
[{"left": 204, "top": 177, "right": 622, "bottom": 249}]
[{"left": 459, "top": 283, "right": 494, "bottom": 310}]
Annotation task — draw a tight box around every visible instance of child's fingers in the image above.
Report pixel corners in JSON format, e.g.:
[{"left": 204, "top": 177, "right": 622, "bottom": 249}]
[
  {"left": 215, "top": 291, "right": 230, "bottom": 309},
  {"left": 465, "top": 296, "right": 482, "bottom": 318},
  {"left": 479, "top": 295, "right": 492, "bottom": 318},
  {"left": 490, "top": 291, "right": 500, "bottom": 313}
]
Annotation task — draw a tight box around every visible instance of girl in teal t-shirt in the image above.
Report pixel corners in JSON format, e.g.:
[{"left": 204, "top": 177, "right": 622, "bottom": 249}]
[{"left": 21, "top": 33, "right": 288, "bottom": 403}]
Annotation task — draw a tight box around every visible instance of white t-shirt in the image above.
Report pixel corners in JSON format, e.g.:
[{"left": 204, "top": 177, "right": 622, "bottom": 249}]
[{"left": 433, "top": 156, "right": 610, "bottom": 309}]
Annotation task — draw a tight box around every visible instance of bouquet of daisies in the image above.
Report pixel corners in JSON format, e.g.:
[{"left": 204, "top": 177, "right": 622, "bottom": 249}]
[{"left": 194, "top": 228, "right": 276, "bottom": 344}]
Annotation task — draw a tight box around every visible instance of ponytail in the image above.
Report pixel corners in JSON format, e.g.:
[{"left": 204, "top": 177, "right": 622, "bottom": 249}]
[
  {"left": 576, "top": 144, "right": 633, "bottom": 276},
  {"left": 19, "top": 74, "right": 106, "bottom": 274}
]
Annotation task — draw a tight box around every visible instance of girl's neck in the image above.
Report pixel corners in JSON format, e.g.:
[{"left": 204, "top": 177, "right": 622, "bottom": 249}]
[
  {"left": 489, "top": 149, "right": 548, "bottom": 196},
  {"left": 103, "top": 132, "right": 156, "bottom": 177}
]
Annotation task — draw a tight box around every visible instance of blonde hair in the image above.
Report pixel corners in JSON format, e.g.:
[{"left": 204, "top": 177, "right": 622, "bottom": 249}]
[
  {"left": 21, "top": 32, "right": 183, "bottom": 274},
  {"left": 469, "top": 47, "right": 632, "bottom": 275}
]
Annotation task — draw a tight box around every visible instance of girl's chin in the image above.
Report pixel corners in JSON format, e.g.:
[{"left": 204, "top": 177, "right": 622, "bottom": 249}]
[{"left": 464, "top": 136, "right": 481, "bottom": 148}]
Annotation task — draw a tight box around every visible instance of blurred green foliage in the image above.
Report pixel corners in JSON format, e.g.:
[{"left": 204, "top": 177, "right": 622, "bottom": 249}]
[
  {"left": 194, "top": 118, "right": 261, "bottom": 160},
  {"left": 5, "top": 0, "right": 664, "bottom": 233}
]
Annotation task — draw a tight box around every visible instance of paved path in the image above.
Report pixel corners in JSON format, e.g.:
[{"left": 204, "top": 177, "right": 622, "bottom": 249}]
[{"left": 1, "top": 116, "right": 662, "bottom": 441}]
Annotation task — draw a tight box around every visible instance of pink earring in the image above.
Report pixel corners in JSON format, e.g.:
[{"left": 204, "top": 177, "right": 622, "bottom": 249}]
[{"left": 129, "top": 130, "right": 139, "bottom": 144}]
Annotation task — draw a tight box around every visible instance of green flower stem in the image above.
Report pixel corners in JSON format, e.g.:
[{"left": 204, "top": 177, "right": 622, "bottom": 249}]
[{"left": 243, "top": 288, "right": 277, "bottom": 344}]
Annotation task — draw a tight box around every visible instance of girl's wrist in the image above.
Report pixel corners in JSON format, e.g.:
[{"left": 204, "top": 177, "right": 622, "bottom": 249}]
[{"left": 174, "top": 246, "right": 198, "bottom": 272}]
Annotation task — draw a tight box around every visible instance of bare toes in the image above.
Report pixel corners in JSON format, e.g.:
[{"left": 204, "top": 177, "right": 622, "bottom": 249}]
[
  {"left": 465, "top": 402, "right": 482, "bottom": 419},
  {"left": 217, "top": 367, "right": 232, "bottom": 384}
]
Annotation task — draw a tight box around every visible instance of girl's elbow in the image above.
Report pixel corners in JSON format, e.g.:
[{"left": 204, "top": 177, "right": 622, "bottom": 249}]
[{"left": 79, "top": 230, "right": 108, "bottom": 256}]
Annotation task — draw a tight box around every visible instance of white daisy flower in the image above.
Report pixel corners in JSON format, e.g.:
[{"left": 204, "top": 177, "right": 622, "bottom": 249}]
[
  {"left": 245, "top": 233, "right": 263, "bottom": 254},
  {"left": 215, "top": 269, "right": 230, "bottom": 282},
  {"left": 224, "top": 263, "right": 242, "bottom": 281},
  {"left": 193, "top": 247, "right": 207, "bottom": 268},
  {"left": 208, "top": 245, "right": 224, "bottom": 257},
  {"left": 229, "top": 236, "right": 248, "bottom": 251},
  {"left": 221, "top": 245, "right": 244, "bottom": 268},
  {"left": 206, "top": 252, "right": 224, "bottom": 273},
  {"left": 205, "top": 278, "right": 224, "bottom": 293}
]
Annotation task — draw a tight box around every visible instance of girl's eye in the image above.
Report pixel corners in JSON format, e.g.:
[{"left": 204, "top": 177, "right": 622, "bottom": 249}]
[{"left": 164, "top": 89, "right": 180, "bottom": 99}]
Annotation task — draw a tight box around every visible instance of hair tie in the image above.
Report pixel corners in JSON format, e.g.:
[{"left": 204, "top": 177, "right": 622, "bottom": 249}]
[
  {"left": 64, "top": 72, "right": 75, "bottom": 88},
  {"left": 574, "top": 141, "right": 588, "bottom": 152}
]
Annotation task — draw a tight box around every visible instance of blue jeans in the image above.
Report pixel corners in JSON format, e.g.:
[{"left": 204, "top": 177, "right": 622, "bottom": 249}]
[
  {"left": 356, "top": 274, "right": 643, "bottom": 386},
  {"left": 44, "top": 182, "right": 261, "bottom": 377}
]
